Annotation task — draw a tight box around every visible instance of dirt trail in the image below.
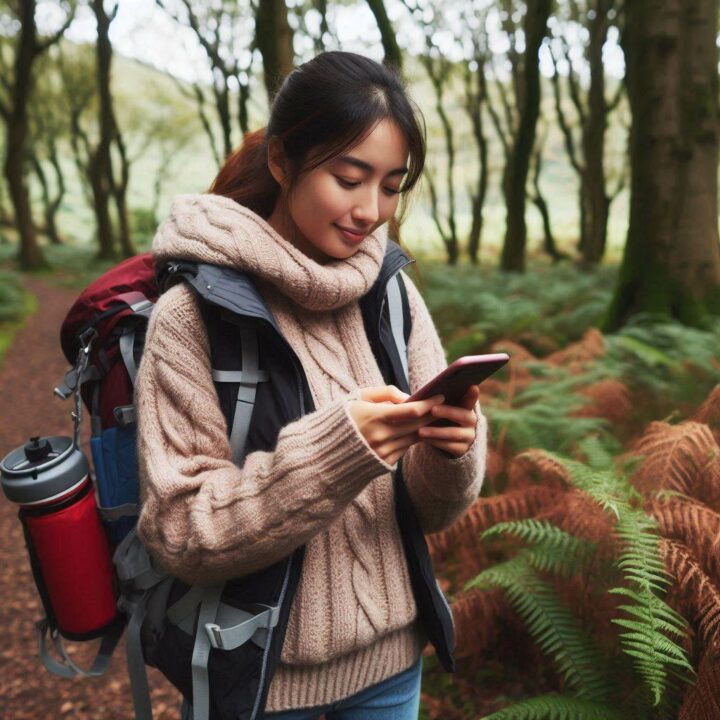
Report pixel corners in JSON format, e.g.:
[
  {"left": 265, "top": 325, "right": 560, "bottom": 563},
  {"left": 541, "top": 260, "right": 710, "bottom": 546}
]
[{"left": 0, "top": 277, "right": 180, "bottom": 720}]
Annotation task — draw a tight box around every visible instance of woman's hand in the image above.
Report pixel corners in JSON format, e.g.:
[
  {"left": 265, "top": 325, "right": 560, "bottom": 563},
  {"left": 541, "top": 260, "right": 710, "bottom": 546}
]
[
  {"left": 417, "top": 384, "right": 480, "bottom": 458},
  {"left": 346, "top": 385, "right": 445, "bottom": 466}
]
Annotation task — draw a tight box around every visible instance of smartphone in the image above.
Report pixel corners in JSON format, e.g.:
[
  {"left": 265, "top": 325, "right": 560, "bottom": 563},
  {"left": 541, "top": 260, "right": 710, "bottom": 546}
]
[{"left": 405, "top": 353, "right": 509, "bottom": 426}]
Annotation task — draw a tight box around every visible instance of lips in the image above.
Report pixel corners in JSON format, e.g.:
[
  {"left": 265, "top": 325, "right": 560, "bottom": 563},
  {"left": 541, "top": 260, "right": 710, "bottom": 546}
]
[{"left": 334, "top": 224, "right": 367, "bottom": 243}]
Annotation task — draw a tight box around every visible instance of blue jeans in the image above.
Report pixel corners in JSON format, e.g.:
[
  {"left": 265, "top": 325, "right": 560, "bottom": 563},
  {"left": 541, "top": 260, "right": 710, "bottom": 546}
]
[{"left": 265, "top": 656, "right": 423, "bottom": 720}]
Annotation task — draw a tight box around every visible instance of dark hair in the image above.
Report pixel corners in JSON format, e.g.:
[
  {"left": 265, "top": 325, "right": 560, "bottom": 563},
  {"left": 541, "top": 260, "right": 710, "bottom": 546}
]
[{"left": 209, "top": 51, "right": 426, "bottom": 229}]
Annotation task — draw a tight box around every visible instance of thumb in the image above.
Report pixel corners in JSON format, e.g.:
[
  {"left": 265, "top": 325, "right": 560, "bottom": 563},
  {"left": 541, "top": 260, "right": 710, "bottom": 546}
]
[{"left": 458, "top": 384, "right": 480, "bottom": 410}]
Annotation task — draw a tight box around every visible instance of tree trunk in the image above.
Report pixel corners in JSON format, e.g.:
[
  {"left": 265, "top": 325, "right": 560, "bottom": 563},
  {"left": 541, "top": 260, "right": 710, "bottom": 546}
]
[
  {"left": 255, "top": 0, "right": 295, "bottom": 102},
  {"left": 605, "top": 0, "right": 720, "bottom": 329},
  {"left": 30, "top": 153, "right": 63, "bottom": 245},
  {"left": 580, "top": 0, "right": 611, "bottom": 266},
  {"left": 500, "top": 0, "right": 552, "bottom": 273},
  {"left": 365, "top": 0, "right": 403, "bottom": 71},
  {"left": 4, "top": 0, "right": 46, "bottom": 270}
]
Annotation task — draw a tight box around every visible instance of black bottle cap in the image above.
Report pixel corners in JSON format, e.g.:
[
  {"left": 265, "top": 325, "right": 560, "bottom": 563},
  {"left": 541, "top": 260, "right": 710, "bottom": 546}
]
[{"left": 24, "top": 437, "right": 52, "bottom": 463}]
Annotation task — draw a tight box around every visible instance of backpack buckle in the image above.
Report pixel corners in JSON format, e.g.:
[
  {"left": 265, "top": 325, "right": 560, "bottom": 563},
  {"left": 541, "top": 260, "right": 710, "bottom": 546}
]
[{"left": 204, "top": 623, "right": 224, "bottom": 650}]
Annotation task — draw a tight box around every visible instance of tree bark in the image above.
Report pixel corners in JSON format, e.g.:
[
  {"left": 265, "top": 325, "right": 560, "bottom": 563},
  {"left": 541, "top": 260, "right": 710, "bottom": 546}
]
[
  {"left": 94, "top": 0, "right": 134, "bottom": 258},
  {"left": 580, "top": 2, "right": 611, "bottom": 265},
  {"left": 500, "top": 0, "right": 552, "bottom": 272},
  {"left": 365, "top": 0, "right": 403, "bottom": 71},
  {"left": 3, "top": 0, "right": 45, "bottom": 270},
  {"left": 464, "top": 53, "right": 489, "bottom": 266},
  {"left": 605, "top": 0, "right": 720, "bottom": 329},
  {"left": 255, "top": 0, "right": 295, "bottom": 102}
]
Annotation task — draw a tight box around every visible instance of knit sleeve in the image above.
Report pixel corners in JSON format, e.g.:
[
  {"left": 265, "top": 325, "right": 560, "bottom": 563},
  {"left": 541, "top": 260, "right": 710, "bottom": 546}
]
[
  {"left": 135, "top": 283, "right": 395, "bottom": 585},
  {"left": 398, "top": 270, "right": 488, "bottom": 535}
]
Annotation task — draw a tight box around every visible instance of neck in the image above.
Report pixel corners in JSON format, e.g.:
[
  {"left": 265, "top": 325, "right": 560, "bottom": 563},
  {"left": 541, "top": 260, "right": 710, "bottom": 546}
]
[{"left": 267, "top": 195, "right": 331, "bottom": 266}]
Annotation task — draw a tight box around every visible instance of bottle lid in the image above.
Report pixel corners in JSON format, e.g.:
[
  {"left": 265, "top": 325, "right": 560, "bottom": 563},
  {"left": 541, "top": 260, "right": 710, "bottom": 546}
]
[{"left": 0, "top": 436, "right": 89, "bottom": 506}]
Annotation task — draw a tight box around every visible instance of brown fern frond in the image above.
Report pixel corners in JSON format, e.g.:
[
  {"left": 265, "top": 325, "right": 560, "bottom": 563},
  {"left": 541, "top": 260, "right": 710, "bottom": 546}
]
[
  {"left": 506, "top": 449, "right": 572, "bottom": 491},
  {"left": 630, "top": 422, "right": 720, "bottom": 509},
  {"left": 427, "top": 485, "right": 565, "bottom": 560},
  {"left": 544, "top": 328, "right": 605, "bottom": 367},
  {"left": 536, "top": 488, "right": 614, "bottom": 545},
  {"left": 661, "top": 539, "right": 720, "bottom": 651},
  {"left": 485, "top": 445, "right": 506, "bottom": 485},
  {"left": 651, "top": 498, "right": 720, "bottom": 583},
  {"left": 572, "top": 378, "right": 632, "bottom": 425},
  {"left": 451, "top": 586, "right": 509, "bottom": 659},
  {"left": 693, "top": 385, "right": 720, "bottom": 443},
  {"left": 678, "top": 650, "right": 720, "bottom": 720}
]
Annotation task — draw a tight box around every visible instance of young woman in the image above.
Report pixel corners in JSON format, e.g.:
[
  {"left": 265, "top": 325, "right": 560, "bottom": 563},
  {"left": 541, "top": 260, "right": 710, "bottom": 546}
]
[{"left": 136, "top": 51, "right": 487, "bottom": 720}]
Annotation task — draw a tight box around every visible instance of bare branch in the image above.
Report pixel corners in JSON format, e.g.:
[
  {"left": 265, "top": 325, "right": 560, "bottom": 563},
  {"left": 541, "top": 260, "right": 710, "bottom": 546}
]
[
  {"left": 35, "top": 2, "right": 76, "bottom": 56},
  {"left": 562, "top": 37, "right": 587, "bottom": 128},
  {"left": 549, "top": 43, "right": 583, "bottom": 176}
]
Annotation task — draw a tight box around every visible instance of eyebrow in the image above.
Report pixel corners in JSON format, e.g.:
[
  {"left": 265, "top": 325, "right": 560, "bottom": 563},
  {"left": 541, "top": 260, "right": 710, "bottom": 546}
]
[{"left": 337, "top": 155, "right": 408, "bottom": 177}]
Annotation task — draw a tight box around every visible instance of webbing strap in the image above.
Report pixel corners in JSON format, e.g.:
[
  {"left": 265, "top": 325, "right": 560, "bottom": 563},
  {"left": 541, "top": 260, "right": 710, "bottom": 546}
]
[
  {"left": 37, "top": 618, "right": 121, "bottom": 680},
  {"left": 54, "top": 365, "right": 100, "bottom": 400},
  {"left": 121, "top": 594, "right": 154, "bottom": 720},
  {"left": 387, "top": 274, "right": 409, "bottom": 386},
  {"left": 119, "top": 330, "right": 138, "bottom": 386},
  {"left": 205, "top": 604, "right": 279, "bottom": 651},
  {"left": 98, "top": 502, "right": 138, "bottom": 523},
  {"left": 191, "top": 585, "right": 224, "bottom": 720},
  {"left": 211, "top": 326, "right": 269, "bottom": 465},
  {"left": 166, "top": 585, "right": 205, "bottom": 627}
]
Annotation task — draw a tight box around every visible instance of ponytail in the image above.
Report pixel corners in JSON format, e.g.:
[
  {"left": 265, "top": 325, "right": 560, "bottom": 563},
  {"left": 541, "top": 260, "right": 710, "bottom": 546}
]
[{"left": 209, "top": 128, "right": 280, "bottom": 220}]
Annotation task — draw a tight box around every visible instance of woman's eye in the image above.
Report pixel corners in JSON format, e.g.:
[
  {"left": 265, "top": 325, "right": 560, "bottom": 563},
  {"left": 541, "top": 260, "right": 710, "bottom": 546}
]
[{"left": 335, "top": 177, "right": 360, "bottom": 189}]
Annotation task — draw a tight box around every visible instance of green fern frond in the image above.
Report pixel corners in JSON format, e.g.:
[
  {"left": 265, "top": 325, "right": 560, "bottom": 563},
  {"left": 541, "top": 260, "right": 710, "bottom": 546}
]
[
  {"left": 465, "top": 555, "right": 612, "bottom": 702},
  {"left": 533, "top": 452, "right": 694, "bottom": 705},
  {"left": 481, "top": 520, "right": 596, "bottom": 577},
  {"left": 480, "top": 693, "right": 626, "bottom": 720}
]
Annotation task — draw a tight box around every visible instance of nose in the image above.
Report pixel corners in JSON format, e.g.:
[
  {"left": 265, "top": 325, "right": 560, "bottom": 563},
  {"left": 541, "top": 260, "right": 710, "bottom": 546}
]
[{"left": 351, "top": 185, "right": 380, "bottom": 226}]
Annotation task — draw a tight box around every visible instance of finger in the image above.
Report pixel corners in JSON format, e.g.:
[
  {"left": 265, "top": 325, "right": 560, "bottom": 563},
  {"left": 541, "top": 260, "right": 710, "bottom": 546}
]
[
  {"left": 384, "top": 394, "right": 445, "bottom": 422},
  {"left": 430, "top": 403, "right": 476, "bottom": 426},
  {"left": 382, "top": 432, "right": 420, "bottom": 465},
  {"left": 420, "top": 438, "right": 469, "bottom": 457},
  {"left": 457, "top": 384, "right": 481, "bottom": 410},
  {"left": 418, "top": 425, "right": 475, "bottom": 442},
  {"left": 360, "top": 385, "right": 410, "bottom": 404}
]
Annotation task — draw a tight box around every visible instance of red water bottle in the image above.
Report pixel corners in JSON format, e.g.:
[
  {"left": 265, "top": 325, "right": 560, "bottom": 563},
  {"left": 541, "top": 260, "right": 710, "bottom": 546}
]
[{"left": 1, "top": 436, "right": 119, "bottom": 639}]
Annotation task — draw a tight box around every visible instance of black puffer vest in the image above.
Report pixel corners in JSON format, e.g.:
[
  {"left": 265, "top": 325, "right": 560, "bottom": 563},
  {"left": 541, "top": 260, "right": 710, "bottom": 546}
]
[{"left": 147, "top": 241, "right": 455, "bottom": 720}]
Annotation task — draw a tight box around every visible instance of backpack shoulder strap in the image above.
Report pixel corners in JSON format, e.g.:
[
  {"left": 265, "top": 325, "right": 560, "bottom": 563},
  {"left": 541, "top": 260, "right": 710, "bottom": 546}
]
[
  {"left": 386, "top": 271, "right": 411, "bottom": 388},
  {"left": 210, "top": 323, "right": 269, "bottom": 465}
]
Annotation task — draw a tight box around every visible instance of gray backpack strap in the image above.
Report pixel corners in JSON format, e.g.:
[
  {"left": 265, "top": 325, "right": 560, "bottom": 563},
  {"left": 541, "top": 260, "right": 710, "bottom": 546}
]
[
  {"left": 191, "top": 584, "right": 225, "bottom": 720},
  {"left": 204, "top": 603, "right": 280, "bottom": 651},
  {"left": 119, "top": 330, "right": 139, "bottom": 386},
  {"left": 113, "top": 528, "right": 170, "bottom": 720},
  {"left": 211, "top": 325, "right": 269, "bottom": 465},
  {"left": 387, "top": 273, "right": 409, "bottom": 386},
  {"left": 37, "top": 618, "right": 121, "bottom": 680}
]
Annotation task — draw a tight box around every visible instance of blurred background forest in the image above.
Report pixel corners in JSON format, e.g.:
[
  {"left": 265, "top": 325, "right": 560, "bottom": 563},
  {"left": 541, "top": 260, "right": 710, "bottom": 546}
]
[{"left": 3, "top": 0, "right": 720, "bottom": 719}]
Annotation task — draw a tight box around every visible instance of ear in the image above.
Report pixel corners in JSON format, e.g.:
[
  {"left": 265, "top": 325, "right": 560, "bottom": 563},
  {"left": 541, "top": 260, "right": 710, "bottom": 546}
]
[{"left": 267, "top": 137, "right": 288, "bottom": 188}]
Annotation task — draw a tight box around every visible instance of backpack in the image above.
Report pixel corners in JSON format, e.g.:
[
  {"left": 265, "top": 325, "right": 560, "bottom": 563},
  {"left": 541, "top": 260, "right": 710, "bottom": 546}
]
[{"left": 46, "top": 251, "right": 412, "bottom": 720}]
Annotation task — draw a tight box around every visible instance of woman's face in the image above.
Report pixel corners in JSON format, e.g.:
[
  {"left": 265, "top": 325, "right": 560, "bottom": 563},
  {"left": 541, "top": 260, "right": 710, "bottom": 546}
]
[{"left": 267, "top": 119, "right": 409, "bottom": 264}]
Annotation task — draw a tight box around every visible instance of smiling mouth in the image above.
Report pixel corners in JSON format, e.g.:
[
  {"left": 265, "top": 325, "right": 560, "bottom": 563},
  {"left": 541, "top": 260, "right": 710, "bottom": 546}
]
[{"left": 334, "top": 224, "right": 367, "bottom": 242}]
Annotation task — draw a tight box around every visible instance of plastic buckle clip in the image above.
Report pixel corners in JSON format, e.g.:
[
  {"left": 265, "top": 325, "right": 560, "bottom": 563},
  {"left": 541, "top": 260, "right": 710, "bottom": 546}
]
[{"left": 205, "top": 623, "right": 224, "bottom": 650}]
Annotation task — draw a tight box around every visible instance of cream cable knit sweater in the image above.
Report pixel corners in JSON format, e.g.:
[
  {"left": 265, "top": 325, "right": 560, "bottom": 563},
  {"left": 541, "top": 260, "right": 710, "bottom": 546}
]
[{"left": 135, "top": 193, "right": 488, "bottom": 712}]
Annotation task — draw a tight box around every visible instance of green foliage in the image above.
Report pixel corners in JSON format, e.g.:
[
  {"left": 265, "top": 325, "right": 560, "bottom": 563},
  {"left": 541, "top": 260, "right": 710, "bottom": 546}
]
[
  {"left": 467, "top": 450, "right": 694, "bottom": 716},
  {"left": 481, "top": 520, "right": 596, "bottom": 578},
  {"left": 0, "top": 274, "right": 37, "bottom": 366},
  {"left": 541, "top": 453, "right": 693, "bottom": 704},
  {"left": 601, "top": 314, "right": 720, "bottom": 412},
  {"left": 480, "top": 694, "right": 626, "bottom": 720},
  {"left": 421, "top": 263, "right": 616, "bottom": 358},
  {"left": 466, "top": 554, "right": 613, "bottom": 702}
]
